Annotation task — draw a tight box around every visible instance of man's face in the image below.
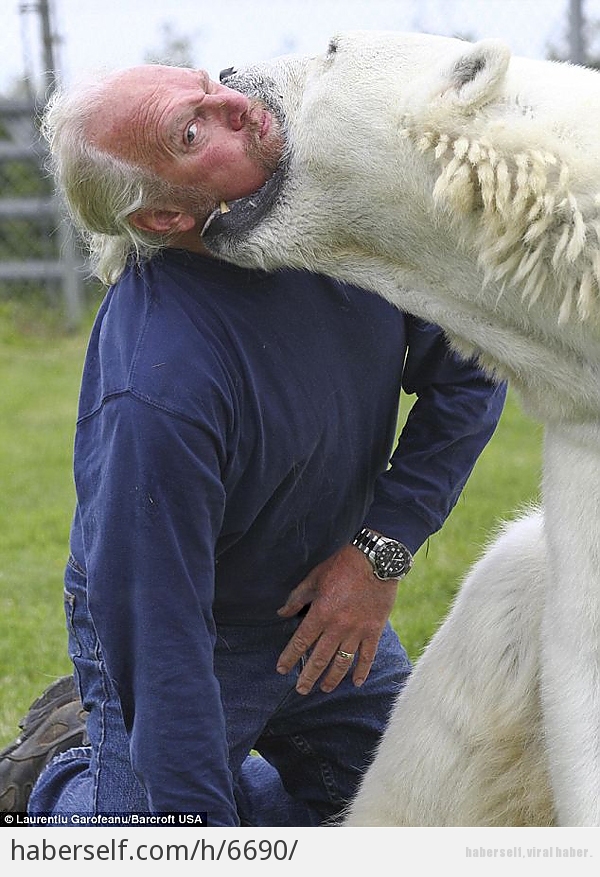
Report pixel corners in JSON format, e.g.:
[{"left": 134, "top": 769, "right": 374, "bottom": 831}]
[{"left": 88, "top": 65, "right": 284, "bottom": 213}]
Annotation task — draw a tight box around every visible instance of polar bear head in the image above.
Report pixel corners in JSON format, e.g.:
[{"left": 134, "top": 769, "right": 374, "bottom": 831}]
[
  {"left": 203, "top": 31, "right": 600, "bottom": 330},
  {"left": 204, "top": 31, "right": 512, "bottom": 267}
]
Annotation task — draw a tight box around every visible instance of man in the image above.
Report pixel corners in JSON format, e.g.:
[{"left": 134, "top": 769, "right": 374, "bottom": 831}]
[{"left": 0, "top": 65, "right": 506, "bottom": 825}]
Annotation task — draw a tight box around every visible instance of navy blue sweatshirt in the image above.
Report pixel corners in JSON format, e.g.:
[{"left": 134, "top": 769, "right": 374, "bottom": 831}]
[{"left": 69, "top": 249, "right": 506, "bottom": 822}]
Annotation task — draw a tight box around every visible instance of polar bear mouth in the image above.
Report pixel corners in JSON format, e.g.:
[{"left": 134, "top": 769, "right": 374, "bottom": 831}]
[
  {"left": 201, "top": 156, "right": 288, "bottom": 249},
  {"left": 202, "top": 71, "right": 289, "bottom": 251}
]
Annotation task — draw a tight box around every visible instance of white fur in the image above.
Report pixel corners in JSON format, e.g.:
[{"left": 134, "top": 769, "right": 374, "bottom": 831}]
[
  {"left": 345, "top": 513, "right": 555, "bottom": 826},
  {"left": 206, "top": 31, "right": 600, "bottom": 825}
]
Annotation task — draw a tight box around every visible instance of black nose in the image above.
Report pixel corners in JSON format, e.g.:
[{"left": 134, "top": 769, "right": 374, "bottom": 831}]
[{"left": 219, "top": 67, "right": 237, "bottom": 82}]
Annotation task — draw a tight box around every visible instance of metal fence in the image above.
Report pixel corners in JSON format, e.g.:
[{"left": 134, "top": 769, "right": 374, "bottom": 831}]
[{"left": 0, "top": 97, "right": 84, "bottom": 327}]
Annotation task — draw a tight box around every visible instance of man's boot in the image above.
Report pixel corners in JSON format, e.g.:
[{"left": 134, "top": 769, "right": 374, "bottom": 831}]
[{"left": 0, "top": 675, "right": 88, "bottom": 812}]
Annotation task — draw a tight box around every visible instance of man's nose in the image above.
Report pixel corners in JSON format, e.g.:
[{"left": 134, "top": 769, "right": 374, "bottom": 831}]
[{"left": 204, "top": 83, "right": 250, "bottom": 130}]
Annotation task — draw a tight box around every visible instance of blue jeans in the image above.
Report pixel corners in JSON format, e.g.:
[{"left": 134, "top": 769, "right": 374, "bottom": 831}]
[{"left": 29, "top": 560, "right": 410, "bottom": 826}]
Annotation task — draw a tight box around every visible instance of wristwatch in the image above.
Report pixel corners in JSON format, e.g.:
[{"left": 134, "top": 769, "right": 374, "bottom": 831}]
[{"left": 352, "top": 527, "right": 414, "bottom": 581}]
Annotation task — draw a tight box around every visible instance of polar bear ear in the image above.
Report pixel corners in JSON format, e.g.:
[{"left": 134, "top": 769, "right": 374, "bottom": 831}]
[{"left": 443, "top": 39, "right": 511, "bottom": 110}]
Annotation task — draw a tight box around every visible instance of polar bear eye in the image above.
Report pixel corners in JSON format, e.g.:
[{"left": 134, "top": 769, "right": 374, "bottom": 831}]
[{"left": 219, "top": 66, "right": 237, "bottom": 83}]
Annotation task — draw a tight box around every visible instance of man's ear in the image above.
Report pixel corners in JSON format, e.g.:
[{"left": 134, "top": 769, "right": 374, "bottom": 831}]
[{"left": 129, "top": 208, "right": 196, "bottom": 235}]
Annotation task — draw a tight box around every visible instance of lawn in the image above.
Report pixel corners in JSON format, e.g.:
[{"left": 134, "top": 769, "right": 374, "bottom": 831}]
[
  {"left": 0, "top": 301, "right": 95, "bottom": 747},
  {"left": 0, "top": 300, "right": 543, "bottom": 747},
  {"left": 392, "top": 389, "right": 543, "bottom": 659}
]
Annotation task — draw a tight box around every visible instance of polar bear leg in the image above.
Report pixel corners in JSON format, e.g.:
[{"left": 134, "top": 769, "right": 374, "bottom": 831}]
[
  {"left": 344, "top": 512, "right": 554, "bottom": 826},
  {"left": 542, "top": 424, "right": 600, "bottom": 826}
]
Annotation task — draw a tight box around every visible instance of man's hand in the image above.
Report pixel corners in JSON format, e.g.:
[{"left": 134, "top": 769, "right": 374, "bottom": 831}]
[{"left": 276, "top": 545, "right": 399, "bottom": 695}]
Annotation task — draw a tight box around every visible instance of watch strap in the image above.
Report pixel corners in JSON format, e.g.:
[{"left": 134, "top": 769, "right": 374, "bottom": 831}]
[{"left": 352, "top": 527, "right": 413, "bottom": 580}]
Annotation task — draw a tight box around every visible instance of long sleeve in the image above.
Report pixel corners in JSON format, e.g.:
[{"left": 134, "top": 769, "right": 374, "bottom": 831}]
[
  {"left": 364, "top": 317, "right": 507, "bottom": 552},
  {"left": 74, "top": 391, "right": 238, "bottom": 824}
]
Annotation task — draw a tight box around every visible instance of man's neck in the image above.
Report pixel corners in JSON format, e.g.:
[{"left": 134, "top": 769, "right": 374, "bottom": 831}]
[{"left": 168, "top": 224, "right": 215, "bottom": 258}]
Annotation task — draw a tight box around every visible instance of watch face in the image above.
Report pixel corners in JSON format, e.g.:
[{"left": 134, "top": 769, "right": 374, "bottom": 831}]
[{"left": 373, "top": 542, "right": 411, "bottom": 579}]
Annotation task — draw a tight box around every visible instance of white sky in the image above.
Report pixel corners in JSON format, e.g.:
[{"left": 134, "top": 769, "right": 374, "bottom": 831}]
[{"left": 1, "top": 0, "right": 599, "bottom": 94}]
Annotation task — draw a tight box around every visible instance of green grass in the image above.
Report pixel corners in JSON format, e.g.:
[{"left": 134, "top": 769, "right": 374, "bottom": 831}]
[
  {"left": 392, "top": 390, "right": 543, "bottom": 659},
  {"left": 0, "top": 301, "right": 95, "bottom": 746},
  {"left": 0, "top": 303, "right": 543, "bottom": 747}
]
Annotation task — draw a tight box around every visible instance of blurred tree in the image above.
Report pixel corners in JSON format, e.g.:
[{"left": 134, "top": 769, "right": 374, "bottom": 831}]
[
  {"left": 144, "top": 22, "right": 198, "bottom": 68},
  {"left": 575, "top": 15, "right": 600, "bottom": 69},
  {"left": 546, "top": 0, "right": 600, "bottom": 69}
]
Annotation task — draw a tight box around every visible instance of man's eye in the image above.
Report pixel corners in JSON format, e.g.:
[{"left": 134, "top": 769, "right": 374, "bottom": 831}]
[{"left": 186, "top": 122, "right": 199, "bottom": 144}]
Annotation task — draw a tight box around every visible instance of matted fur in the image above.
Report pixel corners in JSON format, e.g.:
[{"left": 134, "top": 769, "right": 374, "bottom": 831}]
[{"left": 404, "top": 119, "right": 600, "bottom": 323}]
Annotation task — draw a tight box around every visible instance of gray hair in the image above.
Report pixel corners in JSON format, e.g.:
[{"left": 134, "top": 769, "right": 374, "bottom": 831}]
[{"left": 41, "top": 73, "right": 211, "bottom": 284}]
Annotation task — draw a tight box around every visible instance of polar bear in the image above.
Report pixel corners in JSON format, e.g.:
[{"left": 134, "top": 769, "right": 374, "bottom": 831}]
[
  {"left": 346, "top": 512, "right": 555, "bottom": 827},
  {"left": 201, "top": 31, "right": 600, "bottom": 826}
]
